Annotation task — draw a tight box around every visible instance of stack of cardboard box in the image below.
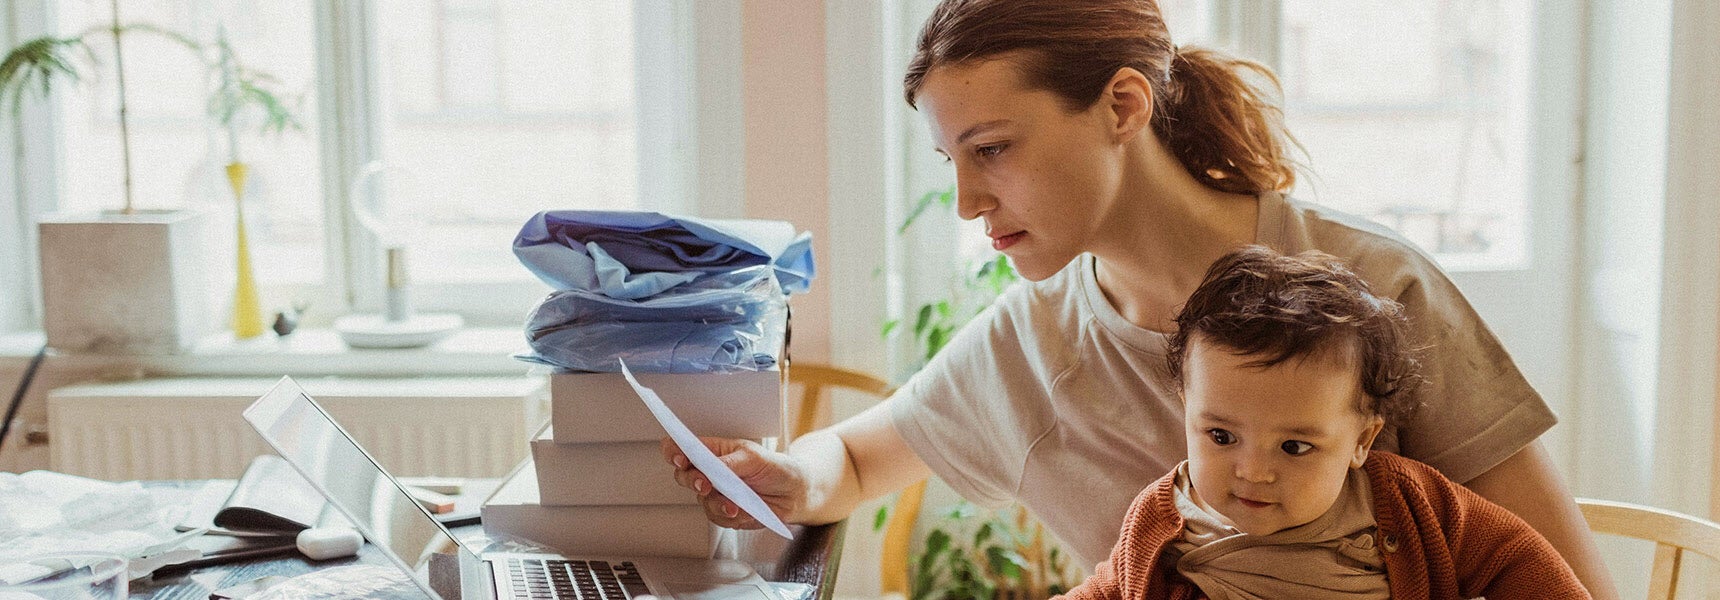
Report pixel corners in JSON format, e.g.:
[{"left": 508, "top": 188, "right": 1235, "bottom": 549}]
[{"left": 483, "top": 366, "right": 785, "bottom": 557}]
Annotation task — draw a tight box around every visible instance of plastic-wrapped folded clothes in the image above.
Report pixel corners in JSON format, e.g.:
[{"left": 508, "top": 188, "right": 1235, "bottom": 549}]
[
  {"left": 519, "top": 267, "right": 789, "bottom": 373},
  {"left": 513, "top": 210, "right": 815, "bottom": 299}
]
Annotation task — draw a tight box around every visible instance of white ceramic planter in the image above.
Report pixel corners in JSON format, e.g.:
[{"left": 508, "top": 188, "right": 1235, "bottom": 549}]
[{"left": 38, "top": 209, "right": 209, "bottom": 354}]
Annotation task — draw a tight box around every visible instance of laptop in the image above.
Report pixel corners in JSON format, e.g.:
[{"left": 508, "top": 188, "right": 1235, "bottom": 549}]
[{"left": 242, "top": 376, "right": 786, "bottom": 600}]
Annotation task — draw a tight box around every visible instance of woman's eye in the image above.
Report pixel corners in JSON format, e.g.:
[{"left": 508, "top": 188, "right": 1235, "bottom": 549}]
[
  {"left": 1281, "top": 440, "right": 1315, "bottom": 456},
  {"left": 975, "top": 144, "right": 1006, "bottom": 158},
  {"left": 1207, "top": 429, "right": 1235, "bottom": 446}
]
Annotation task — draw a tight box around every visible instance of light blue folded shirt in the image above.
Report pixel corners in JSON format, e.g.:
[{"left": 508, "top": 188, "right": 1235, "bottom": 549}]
[
  {"left": 518, "top": 266, "right": 789, "bottom": 373},
  {"left": 513, "top": 210, "right": 815, "bottom": 298}
]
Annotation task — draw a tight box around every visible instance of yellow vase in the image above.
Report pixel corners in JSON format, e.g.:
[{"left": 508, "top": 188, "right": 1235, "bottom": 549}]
[{"left": 227, "top": 162, "right": 265, "bottom": 339}]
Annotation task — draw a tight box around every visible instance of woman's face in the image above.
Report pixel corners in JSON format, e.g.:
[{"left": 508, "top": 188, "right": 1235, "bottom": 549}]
[{"left": 915, "top": 57, "right": 1126, "bottom": 281}]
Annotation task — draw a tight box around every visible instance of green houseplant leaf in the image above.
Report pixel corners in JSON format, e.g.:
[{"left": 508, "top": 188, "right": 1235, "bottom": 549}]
[{"left": 0, "top": 36, "right": 94, "bottom": 115}]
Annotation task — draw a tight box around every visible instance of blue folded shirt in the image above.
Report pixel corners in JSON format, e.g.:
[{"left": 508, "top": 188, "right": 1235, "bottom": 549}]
[
  {"left": 518, "top": 267, "right": 788, "bottom": 373},
  {"left": 513, "top": 210, "right": 815, "bottom": 298}
]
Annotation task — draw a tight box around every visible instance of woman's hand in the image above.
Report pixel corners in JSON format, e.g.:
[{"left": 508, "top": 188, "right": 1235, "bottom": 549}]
[
  {"left": 661, "top": 437, "right": 809, "bottom": 529},
  {"left": 659, "top": 402, "right": 932, "bottom": 529}
]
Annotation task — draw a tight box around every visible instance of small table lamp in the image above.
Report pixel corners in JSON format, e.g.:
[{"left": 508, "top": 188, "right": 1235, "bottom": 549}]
[{"left": 334, "top": 245, "right": 462, "bottom": 348}]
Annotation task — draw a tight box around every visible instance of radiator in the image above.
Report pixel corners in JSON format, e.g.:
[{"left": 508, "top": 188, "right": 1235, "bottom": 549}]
[{"left": 48, "top": 377, "right": 547, "bottom": 481}]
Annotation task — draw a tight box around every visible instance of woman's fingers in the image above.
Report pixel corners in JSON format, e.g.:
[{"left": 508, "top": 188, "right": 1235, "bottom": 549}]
[
  {"left": 659, "top": 435, "right": 801, "bottom": 526},
  {"left": 670, "top": 461, "right": 713, "bottom": 496},
  {"left": 660, "top": 438, "right": 687, "bottom": 468},
  {"left": 664, "top": 441, "right": 718, "bottom": 498},
  {"left": 698, "top": 491, "right": 760, "bottom": 529}
]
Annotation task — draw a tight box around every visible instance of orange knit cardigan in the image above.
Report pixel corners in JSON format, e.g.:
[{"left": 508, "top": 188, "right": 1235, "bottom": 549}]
[{"left": 1059, "top": 451, "right": 1590, "bottom": 600}]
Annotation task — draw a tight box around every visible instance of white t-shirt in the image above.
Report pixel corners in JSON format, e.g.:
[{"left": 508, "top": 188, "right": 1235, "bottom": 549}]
[{"left": 889, "top": 191, "right": 1556, "bottom": 570}]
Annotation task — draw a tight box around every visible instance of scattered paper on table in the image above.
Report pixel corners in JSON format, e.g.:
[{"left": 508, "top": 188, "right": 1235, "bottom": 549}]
[{"left": 619, "top": 360, "right": 793, "bottom": 539}]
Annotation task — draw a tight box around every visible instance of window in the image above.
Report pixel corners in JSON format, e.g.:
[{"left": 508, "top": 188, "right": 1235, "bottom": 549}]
[
  {"left": 52, "top": 0, "right": 325, "bottom": 292},
  {"left": 372, "top": 0, "right": 639, "bottom": 290},
  {"left": 1278, "top": 0, "right": 1532, "bottom": 269},
  {"left": 7, "top": 0, "right": 689, "bottom": 332}
]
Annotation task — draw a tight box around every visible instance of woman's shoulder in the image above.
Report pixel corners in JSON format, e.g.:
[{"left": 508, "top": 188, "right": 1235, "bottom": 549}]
[{"left": 1271, "top": 195, "right": 1456, "bottom": 302}]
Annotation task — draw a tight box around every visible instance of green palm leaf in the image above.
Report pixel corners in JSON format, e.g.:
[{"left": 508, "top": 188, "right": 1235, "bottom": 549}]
[{"left": 0, "top": 36, "right": 94, "bottom": 116}]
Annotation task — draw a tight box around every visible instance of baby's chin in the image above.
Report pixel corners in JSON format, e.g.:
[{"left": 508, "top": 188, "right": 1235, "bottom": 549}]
[{"left": 1223, "top": 507, "right": 1321, "bottom": 537}]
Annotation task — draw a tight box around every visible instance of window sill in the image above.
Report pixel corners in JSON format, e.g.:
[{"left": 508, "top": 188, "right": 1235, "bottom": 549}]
[{"left": 0, "top": 327, "right": 531, "bottom": 377}]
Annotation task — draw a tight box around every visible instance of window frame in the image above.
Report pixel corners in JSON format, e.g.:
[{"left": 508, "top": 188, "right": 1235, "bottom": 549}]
[
  {"left": 1216, "top": 0, "right": 1553, "bottom": 274},
  {"left": 319, "top": 0, "right": 713, "bottom": 326},
  {"left": 0, "top": 0, "right": 719, "bottom": 332},
  {"left": 1, "top": 1, "right": 62, "bottom": 335}
]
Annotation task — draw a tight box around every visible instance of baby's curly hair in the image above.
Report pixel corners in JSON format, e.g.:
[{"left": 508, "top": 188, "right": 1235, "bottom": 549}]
[{"left": 1166, "top": 245, "right": 1422, "bottom": 424}]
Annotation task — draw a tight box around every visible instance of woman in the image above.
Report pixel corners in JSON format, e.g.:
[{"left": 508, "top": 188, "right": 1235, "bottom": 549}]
[{"left": 663, "top": 0, "right": 1618, "bottom": 597}]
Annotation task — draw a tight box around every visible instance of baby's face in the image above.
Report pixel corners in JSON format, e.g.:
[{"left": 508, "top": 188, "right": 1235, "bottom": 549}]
[{"left": 1182, "top": 338, "right": 1384, "bottom": 536}]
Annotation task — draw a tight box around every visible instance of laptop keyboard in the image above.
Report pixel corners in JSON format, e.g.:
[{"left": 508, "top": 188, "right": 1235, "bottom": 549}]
[{"left": 506, "top": 559, "right": 651, "bottom": 600}]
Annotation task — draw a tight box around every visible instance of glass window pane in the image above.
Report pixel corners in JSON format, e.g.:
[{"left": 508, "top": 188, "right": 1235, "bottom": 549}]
[
  {"left": 1162, "top": 0, "right": 1214, "bottom": 46},
  {"left": 54, "top": 0, "right": 325, "bottom": 288},
  {"left": 375, "top": 0, "right": 639, "bottom": 285},
  {"left": 1280, "top": 0, "right": 1532, "bottom": 268}
]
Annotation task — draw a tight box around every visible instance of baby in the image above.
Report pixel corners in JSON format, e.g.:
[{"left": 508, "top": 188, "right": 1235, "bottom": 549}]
[{"left": 1061, "top": 246, "right": 1589, "bottom": 600}]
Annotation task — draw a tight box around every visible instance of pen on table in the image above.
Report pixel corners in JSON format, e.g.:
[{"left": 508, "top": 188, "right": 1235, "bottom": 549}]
[{"left": 151, "top": 541, "right": 301, "bottom": 576}]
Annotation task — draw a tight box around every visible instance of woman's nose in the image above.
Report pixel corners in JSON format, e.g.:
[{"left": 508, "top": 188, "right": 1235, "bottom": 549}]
[{"left": 953, "top": 174, "right": 995, "bottom": 221}]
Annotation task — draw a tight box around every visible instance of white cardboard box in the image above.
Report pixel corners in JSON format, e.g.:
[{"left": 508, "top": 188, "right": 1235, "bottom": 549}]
[
  {"left": 531, "top": 428, "right": 699, "bottom": 506},
  {"left": 550, "top": 369, "right": 783, "bottom": 443},
  {"left": 482, "top": 461, "right": 719, "bottom": 558}
]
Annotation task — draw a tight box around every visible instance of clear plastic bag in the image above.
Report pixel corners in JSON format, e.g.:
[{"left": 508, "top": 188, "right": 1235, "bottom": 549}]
[{"left": 520, "top": 267, "right": 788, "bottom": 373}]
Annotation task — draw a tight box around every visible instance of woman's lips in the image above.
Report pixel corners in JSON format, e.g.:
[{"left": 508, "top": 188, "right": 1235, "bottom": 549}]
[{"left": 991, "top": 231, "right": 1026, "bottom": 251}]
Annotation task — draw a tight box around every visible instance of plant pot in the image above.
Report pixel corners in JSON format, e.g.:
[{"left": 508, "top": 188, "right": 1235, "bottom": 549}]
[{"left": 37, "top": 209, "right": 210, "bottom": 354}]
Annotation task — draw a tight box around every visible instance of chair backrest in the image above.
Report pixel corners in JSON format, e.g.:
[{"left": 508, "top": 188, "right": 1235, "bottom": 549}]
[
  {"left": 784, "top": 362, "right": 923, "bottom": 597},
  {"left": 1578, "top": 498, "right": 1720, "bottom": 600},
  {"left": 787, "top": 362, "right": 894, "bottom": 439}
]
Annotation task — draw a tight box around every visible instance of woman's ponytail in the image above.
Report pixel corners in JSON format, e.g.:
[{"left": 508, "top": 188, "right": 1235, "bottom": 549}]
[{"left": 1154, "top": 46, "right": 1299, "bottom": 195}]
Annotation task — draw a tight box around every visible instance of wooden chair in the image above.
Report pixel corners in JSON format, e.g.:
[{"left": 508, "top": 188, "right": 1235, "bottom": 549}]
[
  {"left": 787, "top": 363, "right": 927, "bottom": 597},
  {"left": 1577, "top": 498, "right": 1720, "bottom": 599}
]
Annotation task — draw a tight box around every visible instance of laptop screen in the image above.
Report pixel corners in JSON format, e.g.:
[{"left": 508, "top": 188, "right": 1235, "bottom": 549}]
[{"left": 243, "top": 376, "right": 474, "bottom": 598}]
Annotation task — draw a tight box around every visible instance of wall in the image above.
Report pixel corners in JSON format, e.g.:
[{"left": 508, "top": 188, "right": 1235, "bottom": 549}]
[{"left": 742, "top": 0, "right": 832, "bottom": 365}]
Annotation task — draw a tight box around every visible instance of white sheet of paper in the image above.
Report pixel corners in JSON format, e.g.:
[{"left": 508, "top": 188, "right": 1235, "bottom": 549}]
[{"left": 619, "top": 360, "right": 793, "bottom": 539}]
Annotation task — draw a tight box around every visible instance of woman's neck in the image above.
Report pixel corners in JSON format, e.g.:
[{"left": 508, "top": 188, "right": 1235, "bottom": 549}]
[{"left": 1090, "top": 145, "right": 1260, "bottom": 333}]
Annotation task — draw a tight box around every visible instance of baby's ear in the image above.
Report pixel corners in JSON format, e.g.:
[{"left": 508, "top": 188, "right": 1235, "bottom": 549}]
[{"left": 1351, "top": 415, "right": 1385, "bottom": 469}]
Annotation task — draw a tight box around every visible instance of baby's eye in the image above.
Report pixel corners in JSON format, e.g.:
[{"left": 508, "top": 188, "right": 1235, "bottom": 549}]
[
  {"left": 1207, "top": 429, "right": 1235, "bottom": 446},
  {"left": 1281, "top": 440, "right": 1315, "bottom": 456}
]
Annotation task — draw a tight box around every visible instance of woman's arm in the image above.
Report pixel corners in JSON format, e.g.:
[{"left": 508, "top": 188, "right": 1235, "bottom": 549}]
[
  {"left": 1464, "top": 441, "right": 1619, "bottom": 600},
  {"left": 796, "top": 401, "right": 935, "bottom": 523},
  {"left": 664, "top": 400, "right": 932, "bottom": 527}
]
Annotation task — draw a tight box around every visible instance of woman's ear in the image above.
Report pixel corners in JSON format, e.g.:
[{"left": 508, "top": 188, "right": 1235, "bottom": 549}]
[
  {"left": 1351, "top": 415, "right": 1385, "bottom": 469},
  {"left": 1103, "top": 67, "right": 1154, "bottom": 143}
]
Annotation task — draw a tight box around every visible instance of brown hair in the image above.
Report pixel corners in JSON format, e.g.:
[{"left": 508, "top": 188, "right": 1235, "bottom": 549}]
[
  {"left": 1166, "top": 246, "right": 1421, "bottom": 423},
  {"left": 903, "top": 0, "right": 1299, "bottom": 196}
]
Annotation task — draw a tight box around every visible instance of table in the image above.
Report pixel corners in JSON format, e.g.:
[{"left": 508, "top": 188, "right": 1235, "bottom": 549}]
[{"left": 125, "top": 482, "right": 845, "bottom": 600}]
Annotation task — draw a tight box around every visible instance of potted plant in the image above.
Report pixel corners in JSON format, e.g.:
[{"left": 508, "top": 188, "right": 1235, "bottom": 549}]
[
  {"left": 904, "top": 502, "right": 1082, "bottom": 600},
  {"left": 1, "top": 1, "right": 300, "bottom": 352}
]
